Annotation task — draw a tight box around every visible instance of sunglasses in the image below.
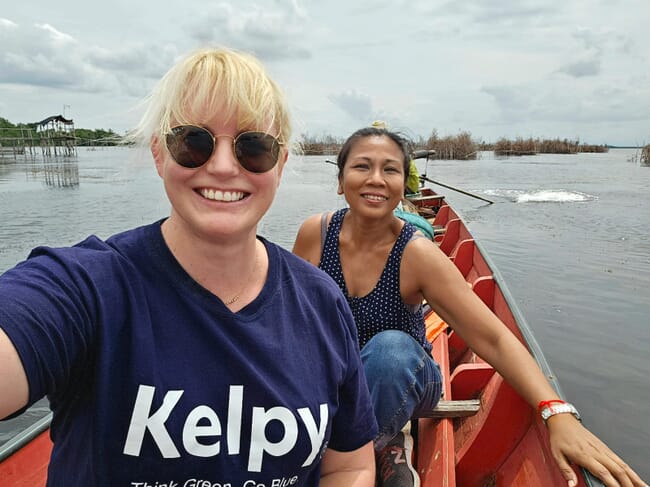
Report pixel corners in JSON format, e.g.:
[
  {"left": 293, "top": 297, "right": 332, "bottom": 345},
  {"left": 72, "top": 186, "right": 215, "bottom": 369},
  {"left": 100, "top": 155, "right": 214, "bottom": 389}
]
[{"left": 165, "top": 125, "right": 283, "bottom": 173}]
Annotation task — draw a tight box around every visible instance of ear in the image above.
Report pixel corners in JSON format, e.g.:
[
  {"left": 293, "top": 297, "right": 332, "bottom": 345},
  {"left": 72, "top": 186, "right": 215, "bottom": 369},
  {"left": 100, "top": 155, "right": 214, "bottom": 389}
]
[
  {"left": 337, "top": 179, "right": 344, "bottom": 195},
  {"left": 151, "top": 135, "right": 165, "bottom": 177}
]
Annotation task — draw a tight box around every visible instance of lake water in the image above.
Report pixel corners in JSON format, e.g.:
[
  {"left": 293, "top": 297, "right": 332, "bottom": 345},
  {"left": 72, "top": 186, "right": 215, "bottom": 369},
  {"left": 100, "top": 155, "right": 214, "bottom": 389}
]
[{"left": 1, "top": 147, "right": 649, "bottom": 478}]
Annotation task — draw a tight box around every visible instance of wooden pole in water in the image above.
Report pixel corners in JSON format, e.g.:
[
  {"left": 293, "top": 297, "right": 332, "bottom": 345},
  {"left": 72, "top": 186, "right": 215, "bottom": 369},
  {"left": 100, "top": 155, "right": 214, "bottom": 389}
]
[{"left": 419, "top": 174, "right": 494, "bottom": 205}]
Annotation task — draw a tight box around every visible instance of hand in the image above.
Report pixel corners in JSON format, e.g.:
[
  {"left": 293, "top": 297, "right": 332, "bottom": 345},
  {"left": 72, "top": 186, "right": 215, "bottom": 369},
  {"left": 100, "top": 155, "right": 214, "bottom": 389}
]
[{"left": 546, "top": 413, "right": 648, "bottom": 487}]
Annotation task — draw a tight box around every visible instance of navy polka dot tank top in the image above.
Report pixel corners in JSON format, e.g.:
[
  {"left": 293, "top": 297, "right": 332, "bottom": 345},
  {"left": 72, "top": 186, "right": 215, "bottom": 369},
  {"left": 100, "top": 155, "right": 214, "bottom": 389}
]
[{"left": 320, "top": 208, "right": 431, "bottom": 354}]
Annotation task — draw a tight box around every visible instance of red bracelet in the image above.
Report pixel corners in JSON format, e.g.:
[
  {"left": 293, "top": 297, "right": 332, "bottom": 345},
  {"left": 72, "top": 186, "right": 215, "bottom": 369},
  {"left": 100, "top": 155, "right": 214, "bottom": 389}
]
[{"left": 537, "top": 399, "right": 565, "bottom": 414}]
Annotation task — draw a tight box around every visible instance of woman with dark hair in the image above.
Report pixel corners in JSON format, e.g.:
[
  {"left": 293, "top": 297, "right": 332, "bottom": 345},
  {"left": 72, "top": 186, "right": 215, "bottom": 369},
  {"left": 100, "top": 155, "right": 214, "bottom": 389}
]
[{"left": 293, "top": 126, "right": 646, "bottom": 487}]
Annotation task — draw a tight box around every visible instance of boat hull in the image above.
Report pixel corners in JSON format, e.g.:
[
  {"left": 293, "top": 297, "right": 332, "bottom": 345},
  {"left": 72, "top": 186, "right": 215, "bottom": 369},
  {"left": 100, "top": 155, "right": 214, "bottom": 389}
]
[
  {"left": 408, "top": 188, "right": 602, "bottom": 486},
  {"left": 0, "top": 414, "right": 51, "bottom": 486}
]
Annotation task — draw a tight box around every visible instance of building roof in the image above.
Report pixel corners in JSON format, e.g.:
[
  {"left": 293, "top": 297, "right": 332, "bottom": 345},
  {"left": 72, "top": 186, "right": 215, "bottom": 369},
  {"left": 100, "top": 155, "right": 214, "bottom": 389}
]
[{"left": 36, "top": 115, "right": 74, "bottom": 126}]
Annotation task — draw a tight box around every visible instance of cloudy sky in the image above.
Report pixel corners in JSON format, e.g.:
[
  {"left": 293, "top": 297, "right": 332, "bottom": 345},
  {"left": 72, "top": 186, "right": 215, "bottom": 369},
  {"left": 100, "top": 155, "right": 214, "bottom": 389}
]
[{"left": 1, "top": 0, "right": 648, "bottom": 145}]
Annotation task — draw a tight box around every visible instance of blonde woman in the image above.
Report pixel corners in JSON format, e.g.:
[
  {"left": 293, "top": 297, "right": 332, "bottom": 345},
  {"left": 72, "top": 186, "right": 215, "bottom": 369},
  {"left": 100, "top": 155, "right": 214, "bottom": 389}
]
[{"left": 0, "top": 48, "right": 376, "bottom": 486}]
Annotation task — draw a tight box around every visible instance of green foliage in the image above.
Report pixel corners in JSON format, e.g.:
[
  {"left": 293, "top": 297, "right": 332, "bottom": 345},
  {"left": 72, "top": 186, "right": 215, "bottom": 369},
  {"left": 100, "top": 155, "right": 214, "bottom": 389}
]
[
  {"left": 0, "top": 117, "right": 35, "bottom": 141},
  {"left": 74, "top": 128, "right": 120, "bottom": 146}
]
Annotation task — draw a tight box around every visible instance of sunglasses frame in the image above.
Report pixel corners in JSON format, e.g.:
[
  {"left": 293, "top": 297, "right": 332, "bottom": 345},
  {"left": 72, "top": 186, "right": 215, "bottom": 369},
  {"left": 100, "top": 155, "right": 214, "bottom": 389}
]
[{"left": 165, "top": 124, "right": 284, "bottom": 174}]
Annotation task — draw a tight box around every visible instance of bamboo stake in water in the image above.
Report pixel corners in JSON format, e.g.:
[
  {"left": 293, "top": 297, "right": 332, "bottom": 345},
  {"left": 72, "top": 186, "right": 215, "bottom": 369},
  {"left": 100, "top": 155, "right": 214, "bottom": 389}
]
[{"left": 419, "top": 175, "right": 494, "bottom": 205}]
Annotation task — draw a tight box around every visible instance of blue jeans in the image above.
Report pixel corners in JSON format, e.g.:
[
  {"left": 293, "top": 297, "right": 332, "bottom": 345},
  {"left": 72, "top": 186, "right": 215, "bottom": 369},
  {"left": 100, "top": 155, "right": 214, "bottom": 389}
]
[{"left": 361, "top": 330, "right": 443, "bottom": 451}]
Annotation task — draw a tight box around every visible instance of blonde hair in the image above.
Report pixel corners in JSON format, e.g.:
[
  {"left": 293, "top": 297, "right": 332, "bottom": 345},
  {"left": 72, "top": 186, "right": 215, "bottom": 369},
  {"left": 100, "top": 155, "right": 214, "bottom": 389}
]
[{"left": 129, "top": 47, "right": 291, "bottom": 146}]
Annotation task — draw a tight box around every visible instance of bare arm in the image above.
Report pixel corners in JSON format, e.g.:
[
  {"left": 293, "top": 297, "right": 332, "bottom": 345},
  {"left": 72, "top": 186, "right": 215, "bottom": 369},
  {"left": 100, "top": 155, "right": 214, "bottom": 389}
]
[
  {"left": 292, "top": 213, "right": 325, "bottom": 265},
  {"left": 0, "top": 327, "right": 29, "bottom": 419},
  {"left": 409, "top": 241, "right": 559, "bottom": 406},
  {"left": 404, "top": 239, "right": 647, "bottom": 487},
  {"left": 320, "top": 441, "right": 375, "bottom": 486}
]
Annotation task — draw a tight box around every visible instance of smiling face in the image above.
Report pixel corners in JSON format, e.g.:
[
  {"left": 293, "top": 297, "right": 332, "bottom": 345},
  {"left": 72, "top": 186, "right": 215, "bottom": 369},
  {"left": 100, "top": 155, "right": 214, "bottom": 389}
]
[
  {"left": 152, "top": 105, "right": 287, "bottom": 244},
  {"left": 140, "top": 48, "right": 291, "bottom": 247},
  {"left": 339, "top": 135, "right": 406, "bottom": 217}
]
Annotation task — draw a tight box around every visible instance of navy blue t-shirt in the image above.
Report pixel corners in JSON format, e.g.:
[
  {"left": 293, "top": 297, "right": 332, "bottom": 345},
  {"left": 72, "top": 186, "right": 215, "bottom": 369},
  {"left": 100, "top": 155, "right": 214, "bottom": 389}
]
[{"left": 0, "top": 221, "right": 377, "bottom": 486}]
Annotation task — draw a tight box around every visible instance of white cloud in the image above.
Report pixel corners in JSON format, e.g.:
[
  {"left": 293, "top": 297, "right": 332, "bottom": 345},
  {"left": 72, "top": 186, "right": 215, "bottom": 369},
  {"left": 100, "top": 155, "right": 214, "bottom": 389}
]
[
  {"left": 557, "top": 58, "right": 602, "bottom": 78},
  {"left": 328, "top": 90, "right": 374, "bottom": 122},
  {"left": 0, "top": 20, "right": 118, "bottom": 92},
  {"left": 0, "top": 17, "right": 18, "bottom": 28},
  {"left": 0, "top": 0, "right": 648, "bottom": 145},
  {"left": 187, "top": 1, "right": 311, "bottom": 61},
  {"left": 35, "top": 23, "right": 76, "bottom": 44}
]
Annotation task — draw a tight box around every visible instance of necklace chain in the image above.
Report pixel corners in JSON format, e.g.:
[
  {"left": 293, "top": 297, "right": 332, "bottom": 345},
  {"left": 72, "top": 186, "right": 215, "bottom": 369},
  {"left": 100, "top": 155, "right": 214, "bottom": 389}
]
[{"left": 224, "top": 249, "right": 259, "bottom": 306}]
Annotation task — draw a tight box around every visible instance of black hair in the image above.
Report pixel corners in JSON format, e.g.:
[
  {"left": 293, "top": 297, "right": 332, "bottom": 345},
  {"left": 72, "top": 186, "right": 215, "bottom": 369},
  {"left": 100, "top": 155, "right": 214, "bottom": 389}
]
[{"left": 336, "top": 127, "right": 412, "bottom": 184}]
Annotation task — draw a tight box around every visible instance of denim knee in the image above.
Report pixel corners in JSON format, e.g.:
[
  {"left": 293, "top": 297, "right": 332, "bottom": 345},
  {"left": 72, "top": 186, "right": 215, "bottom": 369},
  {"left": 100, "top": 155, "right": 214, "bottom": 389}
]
[
  {"left": 361, "top": 330, "right": 424, "bottom": 372},
  {"left": 361, "top": 330, "right": 443, "bottom": 449}
]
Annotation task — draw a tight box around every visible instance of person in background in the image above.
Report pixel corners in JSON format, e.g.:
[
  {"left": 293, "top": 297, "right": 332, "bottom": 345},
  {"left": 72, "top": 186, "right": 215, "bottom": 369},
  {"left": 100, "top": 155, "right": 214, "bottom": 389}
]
[
  {"left": 405, "top": 159, "right": 421, "bottom": 195},
  {"left": 292, "top": 126, "right": 647, "bottom": 487},
  {"left": 0, "top": 47, "right": 377, "bottom": 486}
]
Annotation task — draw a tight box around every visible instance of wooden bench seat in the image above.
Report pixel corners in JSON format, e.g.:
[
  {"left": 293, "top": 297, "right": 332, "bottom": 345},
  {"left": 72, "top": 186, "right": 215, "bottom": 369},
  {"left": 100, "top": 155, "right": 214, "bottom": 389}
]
[{"left": 423, "top": 399, "right": 481, "bottom": 418}]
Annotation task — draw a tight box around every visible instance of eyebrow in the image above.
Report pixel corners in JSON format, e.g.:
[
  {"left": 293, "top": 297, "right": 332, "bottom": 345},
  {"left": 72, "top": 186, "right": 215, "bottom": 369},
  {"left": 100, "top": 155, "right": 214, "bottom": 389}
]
[{"left": 351, "top": 156, "right": 402, "bottom": 165}]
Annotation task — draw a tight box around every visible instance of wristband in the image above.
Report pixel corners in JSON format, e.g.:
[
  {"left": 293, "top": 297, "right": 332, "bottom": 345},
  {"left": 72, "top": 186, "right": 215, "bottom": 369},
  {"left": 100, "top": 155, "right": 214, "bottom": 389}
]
[
  {"left": 539, "top": 401, "right": 581, "bottom": 422},
  {"left": 537, "top": 399, "right": 566, "bottom": 414}
]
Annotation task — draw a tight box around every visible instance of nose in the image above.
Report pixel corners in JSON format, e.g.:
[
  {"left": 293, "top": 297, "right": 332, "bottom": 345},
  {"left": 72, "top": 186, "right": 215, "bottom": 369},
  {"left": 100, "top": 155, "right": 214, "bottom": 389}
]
[
  {"left": 367, "top": 165, "right": 385, "bottom": 185},
  {"left": 204, "top": 135, "right": 240, "bottom": 176}
]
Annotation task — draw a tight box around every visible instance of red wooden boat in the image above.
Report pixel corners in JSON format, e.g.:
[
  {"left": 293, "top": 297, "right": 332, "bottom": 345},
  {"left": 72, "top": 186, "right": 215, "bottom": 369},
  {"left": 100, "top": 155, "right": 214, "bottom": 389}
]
[
  {"left": 0, "top": 413, "right": 51, "bottom": 485},
  {"left": 0, "top": 187, "right": 604, "bottom": 486},
  {"left": 407, "top": 187, "right": 603, "bottom": 486}
]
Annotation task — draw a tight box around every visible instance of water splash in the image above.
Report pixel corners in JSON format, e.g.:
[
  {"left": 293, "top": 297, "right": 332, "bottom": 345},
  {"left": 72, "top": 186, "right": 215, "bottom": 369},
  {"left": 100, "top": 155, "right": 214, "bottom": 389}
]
[
  {"left": 517, "top": 190, "right": 597, "bottom": 203},
  {"left": 483, "top": 189, "right": 597, "bottom": 203}
]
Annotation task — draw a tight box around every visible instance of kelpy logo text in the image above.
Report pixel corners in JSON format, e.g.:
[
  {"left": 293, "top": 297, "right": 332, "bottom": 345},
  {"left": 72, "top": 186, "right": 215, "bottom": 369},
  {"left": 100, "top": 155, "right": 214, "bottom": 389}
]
[{"left": 123, "top": 385, "right": 328, "bottom": 472}]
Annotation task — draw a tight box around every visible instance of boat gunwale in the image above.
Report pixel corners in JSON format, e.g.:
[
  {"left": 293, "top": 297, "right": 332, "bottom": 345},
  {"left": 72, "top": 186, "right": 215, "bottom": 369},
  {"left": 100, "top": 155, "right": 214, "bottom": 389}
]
[{"left": 0, "top": 412, "right": 52, "bottom": 462}]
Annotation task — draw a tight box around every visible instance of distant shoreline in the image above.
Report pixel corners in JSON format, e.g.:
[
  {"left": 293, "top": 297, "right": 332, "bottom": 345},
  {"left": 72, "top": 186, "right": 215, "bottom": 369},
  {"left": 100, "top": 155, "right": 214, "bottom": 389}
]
[{"left": 606, "top": 145, "right": 645, "bottom": 149}]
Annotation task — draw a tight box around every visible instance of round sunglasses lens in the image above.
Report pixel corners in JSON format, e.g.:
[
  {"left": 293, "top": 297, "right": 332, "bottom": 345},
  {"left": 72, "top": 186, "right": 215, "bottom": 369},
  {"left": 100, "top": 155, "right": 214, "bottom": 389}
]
[
  {"left": 166, "top": 126, "right": 213, "bottom": 168},
  {"left": 235, "top": 132, "right": 279, "bottom": 173}
]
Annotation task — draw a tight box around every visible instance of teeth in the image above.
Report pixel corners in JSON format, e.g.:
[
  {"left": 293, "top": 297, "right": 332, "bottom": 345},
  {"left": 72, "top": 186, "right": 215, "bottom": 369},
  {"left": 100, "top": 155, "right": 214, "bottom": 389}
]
[
  {"left": 363, "top": 194, "right": 387, "bottom": 201},
  {"left": 200, "top": 189, "right": 245, "bottom": 202}
]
